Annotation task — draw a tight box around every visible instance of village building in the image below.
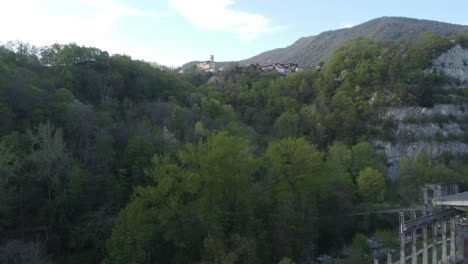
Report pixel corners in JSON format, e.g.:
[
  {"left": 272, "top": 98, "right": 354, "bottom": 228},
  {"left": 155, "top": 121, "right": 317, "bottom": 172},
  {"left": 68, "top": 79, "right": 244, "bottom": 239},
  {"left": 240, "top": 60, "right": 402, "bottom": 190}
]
[
  {"left": 197, "top": 55, "right": 217, "bottom": 72},
  {"left": 259, "top": 64, "right": 275, "bottom": 71},
  {"left": 258, "top": 63, "right": 317, "bottom": 75}
]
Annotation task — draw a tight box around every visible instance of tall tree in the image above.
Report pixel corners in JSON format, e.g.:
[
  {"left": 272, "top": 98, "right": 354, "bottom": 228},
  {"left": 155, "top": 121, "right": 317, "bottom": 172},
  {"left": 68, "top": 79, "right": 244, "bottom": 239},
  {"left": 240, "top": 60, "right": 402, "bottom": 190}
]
[
  {"left": 28, "top": 121, "right": 69, "bottom": 203},
  {"left": 357, "top": 167, "right": 386, "bottom": 203},
  {"left": 266, "top": 137, "right": 323, "bottom": 260}
]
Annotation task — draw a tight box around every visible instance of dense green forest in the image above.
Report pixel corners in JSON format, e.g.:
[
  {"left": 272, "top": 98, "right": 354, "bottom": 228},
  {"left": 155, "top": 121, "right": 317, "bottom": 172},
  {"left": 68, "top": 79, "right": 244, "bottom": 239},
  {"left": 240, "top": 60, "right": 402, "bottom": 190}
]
[{"left": 1, "top": 32, "right": 468, "bottom": 263}]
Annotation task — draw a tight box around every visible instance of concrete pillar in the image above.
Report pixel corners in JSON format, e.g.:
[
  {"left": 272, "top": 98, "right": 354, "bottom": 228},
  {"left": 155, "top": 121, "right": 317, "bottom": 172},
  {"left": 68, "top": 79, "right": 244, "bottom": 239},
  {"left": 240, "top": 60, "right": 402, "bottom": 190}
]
[
  {"left": 373, "top": 258, "right": 379, "bottom": 264},
  {"left": 455, "top": 216, "right": 464, "bottom": 262},
  {"left": 450, "top": 217, "right": 455, "bottom": 262},
  {"left": 411, "top": 228, "right": 417, "bottom": 264},
  {"left": 422, "top": 208, "right": 428, "bottom": 264},
  {"left": 411, "top": 210, "right": 417, "bottom": 264},
  {"left": 400, "top": 212, "right": 406, "bottom": 264},
  {"left": 442, "top": 219, "right": 447, "bottom": 264},
  {"left": 432, "top": 223, "right": 438, "bottom": 264},
  {"left": 387, "top": 253, "right": 392, "bottom": 264},
  {"left": 463, "top": 230, "right": 468, "bottom": 264}
]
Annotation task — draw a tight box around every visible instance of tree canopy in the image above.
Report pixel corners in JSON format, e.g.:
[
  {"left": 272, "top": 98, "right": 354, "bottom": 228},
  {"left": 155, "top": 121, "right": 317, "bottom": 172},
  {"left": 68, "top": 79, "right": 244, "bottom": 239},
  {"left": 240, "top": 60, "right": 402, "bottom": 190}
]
[{"left": 1, "top": 34, "right": 468, "bottom": 263}]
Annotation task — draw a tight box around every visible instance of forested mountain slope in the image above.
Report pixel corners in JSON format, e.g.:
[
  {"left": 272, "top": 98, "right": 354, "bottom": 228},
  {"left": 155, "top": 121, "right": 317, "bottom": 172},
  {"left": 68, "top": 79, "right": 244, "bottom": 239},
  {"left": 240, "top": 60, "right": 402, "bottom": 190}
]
[
  {"left": 239, "top": 17, "right": 468, "bottom": 66},
  {"left": 1, "top": 31, "right": 468, "bottom": 263}
]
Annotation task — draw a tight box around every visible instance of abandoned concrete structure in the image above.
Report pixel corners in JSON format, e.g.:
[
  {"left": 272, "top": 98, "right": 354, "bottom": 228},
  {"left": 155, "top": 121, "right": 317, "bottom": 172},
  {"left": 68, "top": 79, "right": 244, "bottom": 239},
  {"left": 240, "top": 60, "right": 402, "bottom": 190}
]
[
  {"left": 374, "top": 186, "right": 468, "bottom": 264},
  {"left": 421, "top": 183, "right": 460, "bottom": 205},
  {"left": 396, "top": 209, "right": 460, "bottom": 264}
]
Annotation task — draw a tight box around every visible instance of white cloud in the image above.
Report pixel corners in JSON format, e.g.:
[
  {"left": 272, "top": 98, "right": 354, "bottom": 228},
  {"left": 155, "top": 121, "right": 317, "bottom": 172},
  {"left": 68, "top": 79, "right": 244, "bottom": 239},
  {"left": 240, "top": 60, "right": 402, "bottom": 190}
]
[
  {"left": 339, "top": 23, "right": 354, "bottom": 29},
  {"left": 75, "top": 0, "right": 171, "bottom": 19},
  {"left": 0, "top": 0, "right": 170, "bottom": 56},
  {"left": 170, "top": 0, "right": 280, "bottom": 40}
]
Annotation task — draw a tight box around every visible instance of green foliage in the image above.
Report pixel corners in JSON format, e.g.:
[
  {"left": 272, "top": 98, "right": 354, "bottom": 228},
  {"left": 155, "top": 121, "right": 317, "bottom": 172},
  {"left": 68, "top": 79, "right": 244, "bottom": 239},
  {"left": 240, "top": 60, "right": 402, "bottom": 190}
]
[
  {"left": 351, "top": 142, "right": 377, "bottom": 179},
  {"left": 125, "top": 137, "right": 155, "bottom": 186},
  {"left": 374, "top": 229, "right": 397, "bottom": 248},
  {"left": 274, "top": 111, "right": 300, "bottom": 138},
  {"left": 0, "top": 137, "right": 15, "bottom": 173},
  {"left": 278, "top": 257, "right": 296, "bottom": 264},
  {"left": 201, "top": 234, "right": 259, "bottom": 264},
  {"left": 357, "top": 167, "right": 386, "bottom": 202},
  {"left": 265, "top": 138, "right": 324, "bottom": 259},
  {"left": 0, "top": 138, "right": 17, "bottom": 230},
  {"left": 397, "top": 156, "right": 421, "bottom": 202},
  {"left": 347, "top": 233, "right": 371, "bottom": 264},
  {"left": 325, "top": 142, "right": 352, "bottom": 179},
  {"left": 266, "top": 137, "right": 324, "bottom": 201},
  {"left": 351, "top": 233, "right": 370, "bottom": 255},
  {"left": 1, "top": 34, "right": 466, "bottom": 263},
  {"left": 105, "top": 188, "right": 161, "bottom": 264},
  {"left": 194, "top": 120, "right": 207, "bottom": 137},
  {"left": 398, "top": 153, "right": 463, "bottom": 203},
  {"left": 206, "top": 98, "right": 222, "bottom": 117},
  {"left": 455, "top": 31, "right": 468, "bottom": 48},
  {"left": 107, "top": 133, "right": 263, "bottom": 263}
]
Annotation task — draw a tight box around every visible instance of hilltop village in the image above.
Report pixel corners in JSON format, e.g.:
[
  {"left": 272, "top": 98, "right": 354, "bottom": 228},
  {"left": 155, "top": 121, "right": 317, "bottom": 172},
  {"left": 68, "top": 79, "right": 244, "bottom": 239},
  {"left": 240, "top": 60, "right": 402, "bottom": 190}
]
[{"left": 194, "top": 55, "right": 322, "bottom": 75}]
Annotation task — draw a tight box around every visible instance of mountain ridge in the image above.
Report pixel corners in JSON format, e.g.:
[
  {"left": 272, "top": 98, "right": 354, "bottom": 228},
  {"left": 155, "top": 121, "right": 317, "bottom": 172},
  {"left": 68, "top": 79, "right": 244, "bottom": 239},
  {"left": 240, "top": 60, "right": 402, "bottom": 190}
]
[
  {"left": 239, "top": 16, "right": 468, "bottom": 66},
  {"left": 182, "top": 17, "right": 468, "bottom": 69}
]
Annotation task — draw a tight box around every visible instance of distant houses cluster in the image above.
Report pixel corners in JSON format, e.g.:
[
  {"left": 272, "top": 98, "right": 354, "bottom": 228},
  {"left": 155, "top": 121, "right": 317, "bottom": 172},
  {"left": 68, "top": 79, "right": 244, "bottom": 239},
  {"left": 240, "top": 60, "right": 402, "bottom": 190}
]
[
  {"left": 258, "top": 63, "right": 321, "bottom": 75},
  {"left": 259, "top": 63, "right": 303, "bottom": 74},
  {"left": 193, "top": 55, "right": 322, "bottom": 75}
]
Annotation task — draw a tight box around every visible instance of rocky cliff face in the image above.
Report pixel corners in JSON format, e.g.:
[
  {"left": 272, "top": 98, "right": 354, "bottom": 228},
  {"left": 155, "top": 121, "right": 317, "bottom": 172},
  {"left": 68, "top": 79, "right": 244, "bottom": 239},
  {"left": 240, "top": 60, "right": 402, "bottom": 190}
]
[
  {"left": 376, "top": 45, "right": 468, "bottom": 180},
  {"left": 429, "top": 44, "right": 468, "bottom": 83},
  {"left": 396, "top": 123, "right": 463, "bottom": 139},
  {"left": 374, "top": 140, "right": 468, "bottom": 179},
  {"left": 379, "top": 104, "right": 468, "bottom": 179},
  {"left": 384, "top": 104, "right": 468, "bottom": 121}
]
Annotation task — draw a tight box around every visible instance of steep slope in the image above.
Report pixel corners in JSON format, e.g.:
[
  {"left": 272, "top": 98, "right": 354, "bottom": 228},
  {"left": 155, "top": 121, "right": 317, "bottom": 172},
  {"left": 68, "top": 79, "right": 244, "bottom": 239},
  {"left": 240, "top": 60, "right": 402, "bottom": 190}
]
[
  {"left": 375, "top": 44, "right": 468, "bottom": 179},
  {"left": 239, "top": 17, "right": 468, "bottom": 66},
  {"left": 180, "top": 60, "right": 200, "bottom": 71}
]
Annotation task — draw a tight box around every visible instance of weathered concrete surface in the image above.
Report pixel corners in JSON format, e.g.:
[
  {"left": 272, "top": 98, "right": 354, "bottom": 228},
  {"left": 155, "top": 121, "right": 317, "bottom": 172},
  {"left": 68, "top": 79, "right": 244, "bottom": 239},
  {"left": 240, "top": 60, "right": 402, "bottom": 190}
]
[{"left": 432, "top": 191, "right": 468, "bottom": 207}]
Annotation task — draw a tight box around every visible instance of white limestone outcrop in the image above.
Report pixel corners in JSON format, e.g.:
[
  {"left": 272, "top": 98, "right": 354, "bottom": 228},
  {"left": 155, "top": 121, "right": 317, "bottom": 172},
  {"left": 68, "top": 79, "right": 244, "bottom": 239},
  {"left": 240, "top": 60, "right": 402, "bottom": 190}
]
[
  {"left": 396, "top": 123, "right": 463, "bottom": 139},
  {"left": 373, "top": 140, "right": 468, "bottom": 179},
  {"left": 383, "top": 104, "right": 468, "bottom": 121},
  {"left": 429, "top": 44, "right": 468, "bottom": 83}
]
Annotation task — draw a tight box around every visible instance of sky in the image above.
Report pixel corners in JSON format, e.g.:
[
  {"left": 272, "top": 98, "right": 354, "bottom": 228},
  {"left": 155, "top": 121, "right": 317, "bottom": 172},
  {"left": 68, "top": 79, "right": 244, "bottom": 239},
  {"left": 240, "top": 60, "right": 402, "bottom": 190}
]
[{"left": 1, "top": 0, "right": 468, "bottom": 67}]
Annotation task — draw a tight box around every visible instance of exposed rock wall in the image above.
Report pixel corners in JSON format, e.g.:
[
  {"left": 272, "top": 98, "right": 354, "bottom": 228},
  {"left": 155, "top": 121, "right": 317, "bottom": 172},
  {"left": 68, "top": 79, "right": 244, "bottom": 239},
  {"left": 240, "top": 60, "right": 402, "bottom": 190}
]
[
  {"left": 429, "top": 44, "right": 468, "bottom": 83},
  {"left": 377, "top": 102, "right": 468, "bottom": 179},
  {"left": 396, "top": 123, "right": 463, "bottom": 139},
  {"left": 374, "top": 140, "right": 468, "bottom": 161},
  {"left": 384, "top": 104, "right": 468, "bottom": 121},
  {"left": 373, "top": 140, "right": 468, "bottom": 179},
  {"left": 376, "top": 45, "right": 468, "bottom": 180}
]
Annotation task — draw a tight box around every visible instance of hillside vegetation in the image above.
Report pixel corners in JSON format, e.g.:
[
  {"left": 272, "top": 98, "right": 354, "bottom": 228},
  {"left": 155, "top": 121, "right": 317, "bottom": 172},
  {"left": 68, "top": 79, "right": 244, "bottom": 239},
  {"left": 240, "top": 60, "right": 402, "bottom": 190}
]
[
  {"left": 1, "top": 31, "right": 468, "bottom": 263},
  {"left": 239, "top": 17, "right": 468, "bottom": 66}
]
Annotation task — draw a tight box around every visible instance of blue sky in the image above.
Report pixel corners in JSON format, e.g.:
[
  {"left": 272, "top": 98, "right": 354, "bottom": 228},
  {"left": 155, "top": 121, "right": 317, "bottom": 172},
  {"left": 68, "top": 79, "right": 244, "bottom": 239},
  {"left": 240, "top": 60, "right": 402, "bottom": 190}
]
[{"left": 1, "top": 0, "right": 468, "bottom": 66}]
